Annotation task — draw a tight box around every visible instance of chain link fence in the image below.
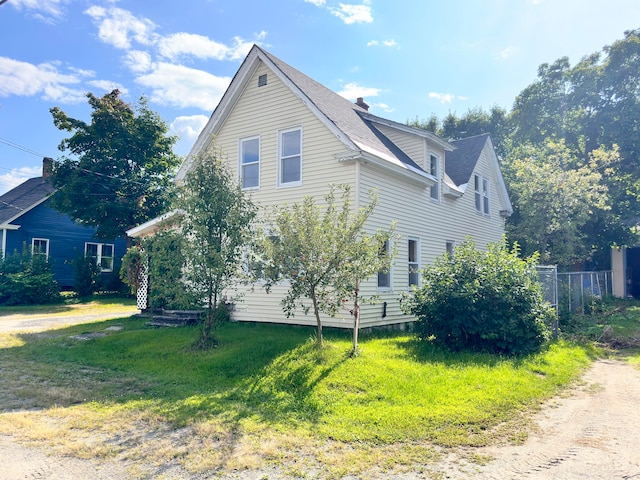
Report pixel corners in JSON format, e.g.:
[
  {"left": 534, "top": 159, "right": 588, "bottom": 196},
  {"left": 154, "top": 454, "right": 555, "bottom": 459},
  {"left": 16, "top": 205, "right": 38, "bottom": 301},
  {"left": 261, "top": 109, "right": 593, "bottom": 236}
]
[{"left": 536, "top": 266, "right": 613, "bottom": 315}]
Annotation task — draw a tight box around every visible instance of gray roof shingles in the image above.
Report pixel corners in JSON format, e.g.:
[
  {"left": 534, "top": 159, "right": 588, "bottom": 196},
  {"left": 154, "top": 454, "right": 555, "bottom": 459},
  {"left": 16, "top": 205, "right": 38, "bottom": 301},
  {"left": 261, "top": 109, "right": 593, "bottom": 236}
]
[
  {"left": 0, "top": 177, "right": 55, "bottom": 224},
  {"left": 445, "top": 134, "right": 490, "bottom": 186}
]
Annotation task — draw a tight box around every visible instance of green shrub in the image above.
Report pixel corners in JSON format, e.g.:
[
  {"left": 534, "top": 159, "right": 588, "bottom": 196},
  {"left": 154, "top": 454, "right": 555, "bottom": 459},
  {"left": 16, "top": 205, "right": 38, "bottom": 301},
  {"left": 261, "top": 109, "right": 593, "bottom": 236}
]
[
  {"left": 402, "top": 239, "right": 553, "bottom": 355},
  {"left": 0, "top": 246, "right": 61, "bottom": 305},
  {"left": 74, "top": 253, "right": 100, "bottom": 298}
]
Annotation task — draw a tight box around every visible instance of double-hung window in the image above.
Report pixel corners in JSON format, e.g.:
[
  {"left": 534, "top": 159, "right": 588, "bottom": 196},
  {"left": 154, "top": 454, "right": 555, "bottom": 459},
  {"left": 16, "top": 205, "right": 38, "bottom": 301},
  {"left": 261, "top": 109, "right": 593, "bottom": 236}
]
[
  {"left": 279, "top": 127, "right": 302, "bottom": 186},
  {"left": 377, "top": 239, "right": 391, "bottom": 289},
  {"left": 85, "top": 242, "right": 115, "bottom": 272},
  {"left": 474, "top": 174, "right": 490, "bottom": 215},
  {"left": 429, "top": 154, "right": 440, "bottom": 200},
  {"left": 408, "top": 238, "right": 420, "bottom": 286},
  {"left": 32, "top": 238, "right": 49, "bottom": 259},
  {"left": 240, "top": 136, "right": 260, "bottom": 189}
]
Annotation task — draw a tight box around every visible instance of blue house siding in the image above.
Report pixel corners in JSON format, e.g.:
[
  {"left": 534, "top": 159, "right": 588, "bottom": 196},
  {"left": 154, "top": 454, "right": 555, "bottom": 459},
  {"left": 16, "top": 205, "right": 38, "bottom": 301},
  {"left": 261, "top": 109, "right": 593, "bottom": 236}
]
[{"left": 4, "top": 199, "right": 126, "bottom": 289}]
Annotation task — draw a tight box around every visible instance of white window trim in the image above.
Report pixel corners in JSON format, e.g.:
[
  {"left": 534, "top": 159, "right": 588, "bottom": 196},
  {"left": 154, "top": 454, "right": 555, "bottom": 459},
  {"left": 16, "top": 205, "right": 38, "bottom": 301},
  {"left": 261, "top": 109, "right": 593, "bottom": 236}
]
[
  {"left": 408, "top": 237, "right": 420, "bottom": 287},
  {"left": 239, "top": 135, "right": 260, "bottom": 190},
  {"left": 277, "top": 126, "right": 303, "bottom": 188},
  {"left": 474, "top": 174, "right": 491, "bottom": 216},
  {"left": 85, "top": 242, "right": 115, "bottom": 272},
  {"left": 32, "top": 238, "right": 50, "bottom": 259},
  {"left": 377, "top": 239, "right": 393, "bottom": 291},
  {"left": 429, "top": 153, "right": 440, "bottom": 202}
]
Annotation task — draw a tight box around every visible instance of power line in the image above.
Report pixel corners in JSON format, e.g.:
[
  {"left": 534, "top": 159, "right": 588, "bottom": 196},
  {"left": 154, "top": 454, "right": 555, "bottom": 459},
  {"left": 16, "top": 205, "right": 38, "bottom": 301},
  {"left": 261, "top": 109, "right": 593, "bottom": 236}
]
[{"left": 0, "top": 137, "right": 48, "bottom": 158}]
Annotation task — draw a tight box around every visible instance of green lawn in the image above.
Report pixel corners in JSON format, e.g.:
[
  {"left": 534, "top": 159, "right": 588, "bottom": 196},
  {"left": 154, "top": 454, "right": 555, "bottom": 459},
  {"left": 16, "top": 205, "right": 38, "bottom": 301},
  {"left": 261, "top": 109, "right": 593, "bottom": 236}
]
[{"left": 0, "top": 298, "right": 637, "bottom": 478}]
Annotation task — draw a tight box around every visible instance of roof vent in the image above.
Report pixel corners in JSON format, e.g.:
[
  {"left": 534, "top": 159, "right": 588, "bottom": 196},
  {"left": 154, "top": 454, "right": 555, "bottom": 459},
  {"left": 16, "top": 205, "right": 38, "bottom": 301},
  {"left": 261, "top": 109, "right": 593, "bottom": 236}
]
[
  {"left": 258, "top": 74, "right": 267, "bottom": 87},
  {"left": 355, "top": 97, "right": 369, "bottom": 111}
]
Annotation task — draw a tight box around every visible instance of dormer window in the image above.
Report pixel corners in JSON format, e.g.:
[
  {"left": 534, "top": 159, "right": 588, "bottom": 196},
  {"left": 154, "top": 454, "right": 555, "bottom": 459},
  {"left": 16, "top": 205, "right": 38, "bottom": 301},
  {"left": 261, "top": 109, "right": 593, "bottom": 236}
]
[{"left": 429, "top": 154, "right": 440, "bottom": 200}]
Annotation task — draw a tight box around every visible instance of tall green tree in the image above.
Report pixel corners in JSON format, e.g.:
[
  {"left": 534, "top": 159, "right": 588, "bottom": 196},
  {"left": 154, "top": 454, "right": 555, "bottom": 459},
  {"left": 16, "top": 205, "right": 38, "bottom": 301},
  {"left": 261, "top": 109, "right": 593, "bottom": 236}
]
[
  {"left": 262, "top": 185, "right": 395, "bottom": 349},
  {"left": 179, "top": 145, "right": 257, "bottom": 348},
  {"left": 504, "top": 141, "right": 616, "bottom": 268},
  {"left": 50, "top": 90, "right": 181, "bottom": 241}
]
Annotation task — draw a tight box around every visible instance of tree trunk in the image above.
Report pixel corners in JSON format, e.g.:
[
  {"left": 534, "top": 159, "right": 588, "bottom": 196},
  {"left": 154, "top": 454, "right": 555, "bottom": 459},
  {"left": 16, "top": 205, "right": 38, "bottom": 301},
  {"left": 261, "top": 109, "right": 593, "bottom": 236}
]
[
  {"left": 351, "top": 282, "right": 360, "bottom": 356},
  {"left": 311, "top": 287, "right": 323, "bottom": 345}
]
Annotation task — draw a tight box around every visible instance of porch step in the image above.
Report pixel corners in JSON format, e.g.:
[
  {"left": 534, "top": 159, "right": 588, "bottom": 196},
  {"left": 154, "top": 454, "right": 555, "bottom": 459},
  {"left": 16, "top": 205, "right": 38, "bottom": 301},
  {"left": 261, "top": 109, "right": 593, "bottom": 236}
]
[{"left": 146, "top": 309, "right": 203, "bottom": 328}]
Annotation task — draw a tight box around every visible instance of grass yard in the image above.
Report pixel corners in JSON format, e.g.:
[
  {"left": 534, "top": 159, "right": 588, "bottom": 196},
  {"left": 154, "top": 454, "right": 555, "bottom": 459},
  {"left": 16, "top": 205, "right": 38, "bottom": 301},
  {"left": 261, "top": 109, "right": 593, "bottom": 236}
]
[{"left": 0, "top": 298, "right": 638, "bottom": 478}]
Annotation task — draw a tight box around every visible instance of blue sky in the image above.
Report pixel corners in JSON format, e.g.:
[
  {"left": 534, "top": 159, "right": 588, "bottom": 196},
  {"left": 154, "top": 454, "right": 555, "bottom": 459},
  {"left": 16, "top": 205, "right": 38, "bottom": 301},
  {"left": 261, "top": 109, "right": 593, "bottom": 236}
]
[{"left": 1, "top": 0, "right": 639, "bottom": 195}]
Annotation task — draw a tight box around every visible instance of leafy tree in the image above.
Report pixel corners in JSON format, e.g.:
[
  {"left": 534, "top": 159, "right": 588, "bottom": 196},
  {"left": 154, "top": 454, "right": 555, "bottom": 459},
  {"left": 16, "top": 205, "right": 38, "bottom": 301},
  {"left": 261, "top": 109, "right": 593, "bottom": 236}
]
[
  {"left": 178, "top": 145, "right": 257, "bottom": 348},
  {"left": 50, "top": 90, "right": 181, "bottom": 241},
  {"left": 262, "top": 185, "right": 395, "bottom": 350},
  {"left": 402, "top": 239, "right": 552, "bottom": 356},
  {"left": 504, "top": 141, "right": 618, "bottom": 268}
]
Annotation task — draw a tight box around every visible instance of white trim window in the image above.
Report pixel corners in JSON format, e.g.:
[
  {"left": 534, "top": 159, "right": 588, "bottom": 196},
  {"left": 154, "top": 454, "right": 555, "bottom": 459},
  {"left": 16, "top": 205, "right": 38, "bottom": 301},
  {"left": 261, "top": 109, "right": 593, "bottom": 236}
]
[
  {"left": 377, "top": 239, "right": 392, "bottom": 290},
  {"left": 429, "top": 154, "right": 440, "bottom": 200},
  {"left": 474, "top": 174, "right": 490, "bottom": 215},
  {"left": 85, "top": 242, "right": 115, "bottom": 272},
  {"left": 446, "top": 240, "right": 455, "bottom": 257},
  {"left": 278, "top": 127, "right": 302, "bottom": 186},
  {"left": 408, "top": 238, "right": 420, "bottom": 286},
  {"left": 239, "top": 136, "right": 260, "bottom": 189},
  {"left": 32, "top": 238, "right": 49, "bottom": 259}
]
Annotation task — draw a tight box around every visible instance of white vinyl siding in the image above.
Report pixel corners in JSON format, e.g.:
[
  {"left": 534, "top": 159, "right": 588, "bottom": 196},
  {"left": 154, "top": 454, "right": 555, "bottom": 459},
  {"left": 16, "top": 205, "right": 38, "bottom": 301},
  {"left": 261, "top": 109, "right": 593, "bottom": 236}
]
[{"left": 239, "top": 136, "right": 260, "bottom": 189}]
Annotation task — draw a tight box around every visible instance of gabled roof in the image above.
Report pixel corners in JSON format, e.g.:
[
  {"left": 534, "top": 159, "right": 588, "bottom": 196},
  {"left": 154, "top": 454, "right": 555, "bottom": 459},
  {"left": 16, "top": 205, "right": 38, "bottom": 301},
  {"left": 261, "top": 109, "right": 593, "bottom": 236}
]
[
  {"left": 445, "top": 133, "right": 513, "bottom": 216},
  {"left": 445, "top": 133, "right": 491, "bottom": 186},
  {"left": 177, "top": 45, "right": 454, "bottom": 183},
  {"left": 0, "top": 177, "right": 55, "bottom": 225}
]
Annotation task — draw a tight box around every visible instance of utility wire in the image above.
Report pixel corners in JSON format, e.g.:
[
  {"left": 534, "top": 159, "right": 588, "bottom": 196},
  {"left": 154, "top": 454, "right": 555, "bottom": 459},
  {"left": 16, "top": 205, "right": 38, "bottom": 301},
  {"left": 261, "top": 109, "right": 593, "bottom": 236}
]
[{"left": 0, "top": 137, "right": 47, "bottom": 158}]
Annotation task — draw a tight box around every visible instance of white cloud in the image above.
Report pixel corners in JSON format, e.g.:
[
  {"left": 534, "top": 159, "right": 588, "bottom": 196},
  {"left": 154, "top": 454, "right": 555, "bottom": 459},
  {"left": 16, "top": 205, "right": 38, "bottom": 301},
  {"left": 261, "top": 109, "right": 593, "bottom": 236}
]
[
  {"left": 428, "top": 92, "right": 468, "bottom": 104},
  {"left": 373, "top": 102, "right": 394, "bottom": 113},
  {"left": 135, "top": 63, "right": 231, "bottom": 110},
  {"left": 170, "top": 115, "right": 209, "bottom": 141},
  {"left": 158, "top": 33, "right": 232, "bottom": 61},
  {"left": 9, "top": 0, "right": 69, "bottom": 22},
  {"left": 85, "top": 6, "right": 157, "bottom": 50},
  {"left": 367, "top": 39, "right": 397, "bottom": 47},
  {"left": 499, "top": 46, "right": 518, "bottom": 59},
  {"left": 87, "top": 80, "right": 128, "bottom": 94},
  {"left": 124, "top": 50, "right": 153, "bottom": 73},
  {"left": 0, "top": 166, "right": 43, "bottom": 196},
  {"left": 305, "top": 0, "right": 327, "bottom": 6},
  {"left": 337, "top": 82, "right": 381, "bottom": 101},
  {"left": 330, "top": 3, "right": 373, "bottom": 24},
  {"left": 0, "top": 57, "right": 88, "bottom": 103}
]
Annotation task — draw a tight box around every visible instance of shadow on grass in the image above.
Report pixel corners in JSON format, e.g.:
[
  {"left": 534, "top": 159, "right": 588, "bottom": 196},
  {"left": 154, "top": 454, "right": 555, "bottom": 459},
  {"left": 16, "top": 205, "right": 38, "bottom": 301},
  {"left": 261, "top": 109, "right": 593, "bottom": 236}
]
[{"left": 1, "top": 319, "right": 349, "bottom": 432}]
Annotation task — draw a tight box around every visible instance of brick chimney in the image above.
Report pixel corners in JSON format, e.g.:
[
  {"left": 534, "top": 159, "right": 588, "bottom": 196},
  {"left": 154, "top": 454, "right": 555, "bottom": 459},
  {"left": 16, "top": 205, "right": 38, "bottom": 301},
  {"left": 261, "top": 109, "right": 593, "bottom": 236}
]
[
  {"left": 355, "top": 97, "right": 369, "bottom": 111},
  {"left": 42, "top": 157, "right": 53, "bottom": 178}
]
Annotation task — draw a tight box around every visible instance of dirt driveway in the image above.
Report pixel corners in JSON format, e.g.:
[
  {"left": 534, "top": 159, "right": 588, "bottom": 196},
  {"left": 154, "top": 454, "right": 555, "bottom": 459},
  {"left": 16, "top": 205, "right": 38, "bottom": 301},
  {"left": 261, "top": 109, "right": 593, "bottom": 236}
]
[{"left": 1, "top": 310, "right": 639, "bottom": 479}]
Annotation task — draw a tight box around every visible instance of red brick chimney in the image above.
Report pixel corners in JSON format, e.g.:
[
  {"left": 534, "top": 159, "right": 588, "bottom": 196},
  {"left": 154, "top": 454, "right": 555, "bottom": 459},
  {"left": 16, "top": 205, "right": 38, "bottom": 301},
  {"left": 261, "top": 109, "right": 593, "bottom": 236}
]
[
  {"left": 355, "top": 97, "right": 369, "bottom": 111},
  {"left": 42, "top": 157, "right": 53, "bottom": 178}
]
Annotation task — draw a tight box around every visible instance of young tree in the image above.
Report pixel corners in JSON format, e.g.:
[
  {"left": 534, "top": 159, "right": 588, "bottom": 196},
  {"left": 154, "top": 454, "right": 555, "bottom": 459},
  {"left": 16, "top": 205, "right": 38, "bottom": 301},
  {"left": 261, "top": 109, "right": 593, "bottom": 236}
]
[
  {"left": 263, "top": 185, "right": 395, "bottom": 349},
  {"left": 179, "top": 145, "right": 257, "bottom": 348},
  {"left": 50, "top": 90, "right": 181, "bottom": 241}
]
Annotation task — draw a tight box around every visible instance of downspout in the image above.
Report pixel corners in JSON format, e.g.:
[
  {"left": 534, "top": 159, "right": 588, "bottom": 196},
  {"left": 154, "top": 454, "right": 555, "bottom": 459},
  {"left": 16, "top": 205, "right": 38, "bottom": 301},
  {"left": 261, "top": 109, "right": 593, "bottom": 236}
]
[
  {"left": 355, "top": 157, "right": 361, "bottom": 212},
  {"left": 1, "top": 228, "right": 5, "bottom": 259}
]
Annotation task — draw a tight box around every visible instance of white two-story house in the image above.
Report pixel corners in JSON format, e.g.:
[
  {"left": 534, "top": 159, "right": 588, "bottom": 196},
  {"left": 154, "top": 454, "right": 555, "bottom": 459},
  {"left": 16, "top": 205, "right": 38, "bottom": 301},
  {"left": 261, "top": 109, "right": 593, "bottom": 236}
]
[{"left": 129, "top": 45, "right": 513, "bottom": 329}]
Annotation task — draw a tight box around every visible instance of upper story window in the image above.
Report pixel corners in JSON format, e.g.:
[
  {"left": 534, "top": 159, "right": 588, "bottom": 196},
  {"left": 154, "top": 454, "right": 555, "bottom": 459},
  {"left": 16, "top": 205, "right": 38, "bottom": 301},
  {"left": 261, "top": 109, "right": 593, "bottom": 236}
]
[
  {"left": 377, "top": 239, "right": 391, "bottom": 290},
  {"left": 474, "top": 174, "right": 490, "bottom": 215},
  {"left": 32, "top": 238, "right": 49, "bottom": 259},
  {"left": 408, "top": 238, "right": 420, "bottom": 287},
  {"left": 429, "top": 154, "right": 440, "bottom": 200},
  {"left": 279, "top": 127, "right": 302, "bottom": 186},
  {"left": 86, "top": 242, "right": 114, "bottom": 272},
  {"left": 240, "top": 136, "right": 260, "bottom": 189}
]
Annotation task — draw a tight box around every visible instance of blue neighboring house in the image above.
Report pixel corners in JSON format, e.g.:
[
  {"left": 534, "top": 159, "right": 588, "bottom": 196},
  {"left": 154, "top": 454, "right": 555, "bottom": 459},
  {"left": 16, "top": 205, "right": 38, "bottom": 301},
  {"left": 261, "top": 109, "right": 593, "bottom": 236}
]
[{"left": 0, "top": 158, "right": 126, "bottom": 289}]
